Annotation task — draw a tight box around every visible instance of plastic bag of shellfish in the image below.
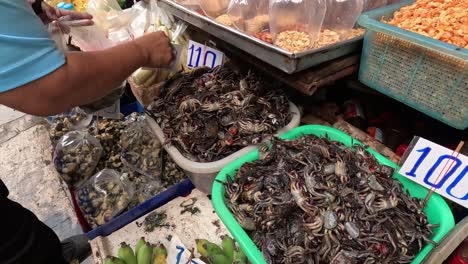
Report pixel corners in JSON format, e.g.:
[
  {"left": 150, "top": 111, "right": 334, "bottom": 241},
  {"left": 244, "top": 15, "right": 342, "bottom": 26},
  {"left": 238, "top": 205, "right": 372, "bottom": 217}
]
[
  {"left": 225, "top": 0, "right": 269, "bottom": 34},
  {"left": 53, "top": 131, "right": 103, "bottom": 188},
  {"left": 48, "top": 107, "right": 93, "bottom": 146},
  {"left": 120, "top": 117, "right": 163, "bottom": 178},
  {"left": 76, "top": 169, "right": 135, "bottom": 228}
]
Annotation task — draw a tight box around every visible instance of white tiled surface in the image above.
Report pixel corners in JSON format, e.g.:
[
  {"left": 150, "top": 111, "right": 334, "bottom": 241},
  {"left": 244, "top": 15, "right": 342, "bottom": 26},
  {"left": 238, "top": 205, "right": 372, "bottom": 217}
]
[{"left": 0, "top": 108, "right": 93, "bottom": 263}]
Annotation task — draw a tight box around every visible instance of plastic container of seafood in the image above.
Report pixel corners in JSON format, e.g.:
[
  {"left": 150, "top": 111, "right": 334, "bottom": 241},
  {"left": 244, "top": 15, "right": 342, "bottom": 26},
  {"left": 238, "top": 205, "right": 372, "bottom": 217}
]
[
  {"left": 212, "top": 125, "right": 455, "bottom": 264},
  {"left": 72, "top": 179, "right": 194, "bottom": 237},
  {"left": 146, "top": 101, "right": 301, "bottom": 194},
  {"left": 358, "top": 0, "right": 468, "bottom": 129}
]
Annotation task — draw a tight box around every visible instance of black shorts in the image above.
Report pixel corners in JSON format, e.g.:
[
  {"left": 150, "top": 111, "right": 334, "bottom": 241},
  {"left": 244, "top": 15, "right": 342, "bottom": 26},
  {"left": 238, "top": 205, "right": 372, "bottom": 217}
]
[{"left": 0, "top": 180, "right": 67, "bottom": 264}]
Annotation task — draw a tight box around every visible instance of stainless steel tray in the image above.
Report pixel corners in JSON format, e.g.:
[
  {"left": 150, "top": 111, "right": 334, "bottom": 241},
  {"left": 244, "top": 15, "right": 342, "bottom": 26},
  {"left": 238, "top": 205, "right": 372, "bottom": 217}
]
[{"left": 158, "top": 0, "right": 363, "bottom": 73}]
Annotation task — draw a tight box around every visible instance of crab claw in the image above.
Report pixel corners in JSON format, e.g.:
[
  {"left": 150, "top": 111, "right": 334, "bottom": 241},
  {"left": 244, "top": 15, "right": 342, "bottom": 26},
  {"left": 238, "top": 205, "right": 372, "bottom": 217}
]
[
  {"left": 374, "top": 195, "right": 398, "bottom": 211},
  {"left": 303, "top": 215, "right": 323, "bottom": 234}
]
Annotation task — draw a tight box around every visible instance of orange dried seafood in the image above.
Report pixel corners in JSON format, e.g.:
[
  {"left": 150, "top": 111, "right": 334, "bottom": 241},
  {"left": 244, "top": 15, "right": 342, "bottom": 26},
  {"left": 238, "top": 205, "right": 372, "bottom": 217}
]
[{"left": 386, "top": 0, "right": 468, "bottom": 48}]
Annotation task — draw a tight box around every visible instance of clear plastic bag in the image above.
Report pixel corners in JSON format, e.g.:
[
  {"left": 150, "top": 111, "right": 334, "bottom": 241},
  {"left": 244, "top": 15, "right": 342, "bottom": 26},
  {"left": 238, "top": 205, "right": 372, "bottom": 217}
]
[
  {"left": 130, "top": 3, "right": 188, "bottom": 105},
  {"left": 53, "top": 131, "right": 103, "bottom": 188},
  {"left": 226, "top": 0, "right": 269, "bottom": 34},
  {"left": 75, "top": 169, "right": 134, "bottom": 227},
  {"left": 120, "top": 117, "right": 163, "bottom": 178},
  {"left": 130, "top": 1, "right": 151, "bottom": 38},
  {"left": 48, "top": 21, "right": 69, "bottom": 53},
  {"left": 69, "top": 25, "right": 113, "bottom": 51},
  {"left": 199, "top": 0, "right": 230, "bottom": 18},
  {"left": 86, "top": 0, "right": 142, "bottom": 40},
  {"left": 80, "top": 82, "right": 126, "bottom": 114},
  {"left": 363, "top": 0, "right": 387, "bottom": 11},
  {"left": 48, "top": 108, "right": 93, "bottom": 146},
  {"left": 125, "top": 169, "right": 164, "bottom": 208},
  {"left": 269, "top": 0, "right": 327, "bottom": 52},
  {"left": 323, "top": 0, "right": 364, "bottom": 35}
]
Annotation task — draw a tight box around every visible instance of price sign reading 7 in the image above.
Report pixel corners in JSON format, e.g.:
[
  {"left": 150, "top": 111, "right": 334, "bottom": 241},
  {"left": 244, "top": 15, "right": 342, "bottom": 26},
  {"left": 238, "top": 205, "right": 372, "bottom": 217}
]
[
  {"left": 187, "top": 40, "right": 224, "bottom": 69},
  {"left": 399, "top": 137, "right": 468, "bottom": 208}
]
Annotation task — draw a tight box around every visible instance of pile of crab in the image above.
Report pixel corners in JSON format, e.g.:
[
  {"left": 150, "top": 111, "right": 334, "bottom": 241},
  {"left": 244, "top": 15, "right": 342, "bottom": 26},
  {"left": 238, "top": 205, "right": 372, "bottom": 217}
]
[
  {"left": 146, "top": 64, "right": 291, "bottom": 162},
  {"left": 224, "top": 135, "right": 437, "bottom": 264}
]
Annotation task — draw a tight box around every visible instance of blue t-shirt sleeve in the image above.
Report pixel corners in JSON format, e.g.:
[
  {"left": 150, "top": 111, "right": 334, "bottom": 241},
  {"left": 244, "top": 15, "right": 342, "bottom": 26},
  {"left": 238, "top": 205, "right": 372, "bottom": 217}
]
[{"left": 0, "top": 0, "right": 65, "bottom": 93}]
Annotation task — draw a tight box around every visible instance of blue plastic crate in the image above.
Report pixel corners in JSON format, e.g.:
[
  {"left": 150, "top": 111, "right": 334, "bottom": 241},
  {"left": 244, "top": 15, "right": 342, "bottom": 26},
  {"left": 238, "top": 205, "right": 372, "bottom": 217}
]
[
  {"left": 86, "top": 179, "right": 194, "bottom": 239},
  {"left": 358, "top": 0, "right": 468, "bottom": 129}
]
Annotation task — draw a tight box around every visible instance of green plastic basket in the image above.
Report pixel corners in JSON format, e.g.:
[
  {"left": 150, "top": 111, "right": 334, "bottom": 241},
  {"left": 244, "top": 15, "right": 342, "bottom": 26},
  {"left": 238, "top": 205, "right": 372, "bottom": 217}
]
[
  {"left": 212, "top": 125, "right": 455, "bottom": 264},
  {"left": 358, "top": 0, "right": 468, "bottom": 130}
]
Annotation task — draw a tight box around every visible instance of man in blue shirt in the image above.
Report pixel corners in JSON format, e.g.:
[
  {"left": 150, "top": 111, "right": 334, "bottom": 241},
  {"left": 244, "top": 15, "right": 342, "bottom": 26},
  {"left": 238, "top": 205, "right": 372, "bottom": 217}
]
[{"left": 0, "top": 1, "right": 174, "bottom": 263}]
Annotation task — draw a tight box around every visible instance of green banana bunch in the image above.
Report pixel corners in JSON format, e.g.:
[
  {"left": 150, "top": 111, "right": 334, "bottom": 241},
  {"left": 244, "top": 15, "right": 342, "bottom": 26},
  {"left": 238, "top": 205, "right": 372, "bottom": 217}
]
[
  {"left": 221, "top": 236, "right": 235, "bottom": 263},
  {"left": 196, "top": 239, "right": 225, "bottom": 259},
  {"left": 153, "top": 243, "right": 168, "bottom": 264},
  {"left": 118, "top": 242, "right": 137, "bottom": 264},
  {"left": 233, "top": 248, "right": 247, "bottom": 264},
  {"left": 135, "top": 237, "right": 147, "bottom": 257},
  {"left": 212, "top": 253, "right": 231, "bottom": 264},
  {"left": 196, "top": 239, "right": 209, "bottom": 258},
  {"left": 137, "top": 242, "right": 153, "bottom": 264},
  {"left": 104, "top": 256, "right": 125, "bottom": 264}
]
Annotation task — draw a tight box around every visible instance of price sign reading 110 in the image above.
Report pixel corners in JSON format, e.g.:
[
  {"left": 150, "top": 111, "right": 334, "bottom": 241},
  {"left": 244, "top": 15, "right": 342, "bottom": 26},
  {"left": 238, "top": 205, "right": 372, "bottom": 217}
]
[
  {"left": 399, "top": 137, "right": 468, "bottom": 208},
  {"left": 186, "top": 40, "right": 224, "bottom": 69}
]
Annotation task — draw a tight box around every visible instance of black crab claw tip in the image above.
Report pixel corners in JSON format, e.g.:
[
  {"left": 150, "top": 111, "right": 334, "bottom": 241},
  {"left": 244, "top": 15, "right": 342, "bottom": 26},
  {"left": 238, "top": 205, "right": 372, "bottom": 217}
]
[{"left": 215, "top": 179, "right": 226, "bottom": 185}]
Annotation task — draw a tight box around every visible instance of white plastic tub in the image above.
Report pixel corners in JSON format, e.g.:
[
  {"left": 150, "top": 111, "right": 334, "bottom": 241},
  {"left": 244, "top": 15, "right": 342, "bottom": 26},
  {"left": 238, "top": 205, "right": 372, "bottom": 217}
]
[{"left": 146, "top": 102, "right": 301, "bottom": 193}]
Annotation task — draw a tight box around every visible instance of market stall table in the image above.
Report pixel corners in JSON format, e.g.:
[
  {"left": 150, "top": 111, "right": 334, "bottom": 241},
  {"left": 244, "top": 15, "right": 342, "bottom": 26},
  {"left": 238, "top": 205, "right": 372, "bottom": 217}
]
[{"left": 90, "top": 190, "right": 229, "bottom": 264}]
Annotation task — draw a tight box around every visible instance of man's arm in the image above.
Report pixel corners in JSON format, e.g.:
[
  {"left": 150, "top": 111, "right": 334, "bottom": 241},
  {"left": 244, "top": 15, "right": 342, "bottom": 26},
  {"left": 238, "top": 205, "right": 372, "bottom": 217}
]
[{"left": 0, "top": 31, "right": 173, "bottom": 116}]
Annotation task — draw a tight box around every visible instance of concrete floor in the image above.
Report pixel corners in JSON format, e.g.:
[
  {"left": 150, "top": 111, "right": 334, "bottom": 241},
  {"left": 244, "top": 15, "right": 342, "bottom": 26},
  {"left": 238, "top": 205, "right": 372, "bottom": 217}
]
[{"left": 0, "top": 107, "right": 92, "bottom": 263}]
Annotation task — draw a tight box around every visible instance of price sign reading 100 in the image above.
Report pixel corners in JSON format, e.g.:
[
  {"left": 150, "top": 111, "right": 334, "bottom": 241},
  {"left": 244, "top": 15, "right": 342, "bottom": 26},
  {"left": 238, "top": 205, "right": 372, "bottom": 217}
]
[{"left": 399, "top": 137, "right": 468, "bottom": 208}]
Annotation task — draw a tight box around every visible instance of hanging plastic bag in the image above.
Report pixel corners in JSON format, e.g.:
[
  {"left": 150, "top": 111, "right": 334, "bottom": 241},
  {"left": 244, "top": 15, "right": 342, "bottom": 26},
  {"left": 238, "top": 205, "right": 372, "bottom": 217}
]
[
  {"left": 75, "top": 169, "right": 134, "bottom": 227},
  {"left": 48, "top": 21, "right": 69, "bottom": 52},
  {"left": 199, "top": 0, "right": 230, "bottom": 18},
  {"left": 323, "top": 0, "right": 363, "bottom": 37},
  {"left": 69, "top": 25, "right": 113, "bottom": 51},
  {"left": 53, "top": 131, "right": 103, "bottom": 188},
  {"left": 130, "top": 1, "right": 151, "bottom": 38},
  {"left": 130, "top": 2, "right": 189, "bottom": 105},
  {"left": 86, "top": 0, "right": 122, "bottom": 29},
  {"left": 269, "top": 0, "right": 327, "bottom": 52},
  {"left": 226, "top": 0, "right": 269, "bottom": 34},
  {"left": 86, "top": 0, "right": 142, "bottom": 39},
  {"left": 363, "top": 0, "right": 387, "bottom": 11},
  {"left": 120, "top": 117, "right": 163, "bottom": 178}
]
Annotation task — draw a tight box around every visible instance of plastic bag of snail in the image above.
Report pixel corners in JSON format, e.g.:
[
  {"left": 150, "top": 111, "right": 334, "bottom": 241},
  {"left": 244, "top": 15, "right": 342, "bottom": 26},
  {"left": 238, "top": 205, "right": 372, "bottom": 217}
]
[
  {"left": 120, "top": 116, "right": 163, "bottom": 178},
  {"left": 124, "top": 169, "right": 164, "bottom": 209},
  {"left": 76, "top": 169, "right": 135, "bottom": 228},
  {"left": 48, "top": 107, "right": 93, "bottom": 146},
  {"left": 53, "top": 131, "right": 103, "bottom": 188}
]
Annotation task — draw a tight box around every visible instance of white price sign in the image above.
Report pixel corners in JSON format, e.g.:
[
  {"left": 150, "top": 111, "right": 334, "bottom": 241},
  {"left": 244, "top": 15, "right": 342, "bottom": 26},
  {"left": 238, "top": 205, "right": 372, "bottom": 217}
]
[
  {"left": 186, "top": 40, "right": 224, "bottom": 69},
  {"left": 399, "top": 137, "right": 468, "bottom": 208}
]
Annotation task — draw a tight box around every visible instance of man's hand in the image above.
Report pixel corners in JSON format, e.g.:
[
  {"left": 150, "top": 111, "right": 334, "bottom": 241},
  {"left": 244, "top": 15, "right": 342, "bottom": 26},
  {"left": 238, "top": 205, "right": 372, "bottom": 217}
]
[
  {"left": 134, "top": 31, "right": 175, "bottom": 68},
  {"left": 41, "top": 2, "right": 93, "bottom": 22},
  {"left": 36, "top": 2, "right": 93, "bottom": 33}
]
